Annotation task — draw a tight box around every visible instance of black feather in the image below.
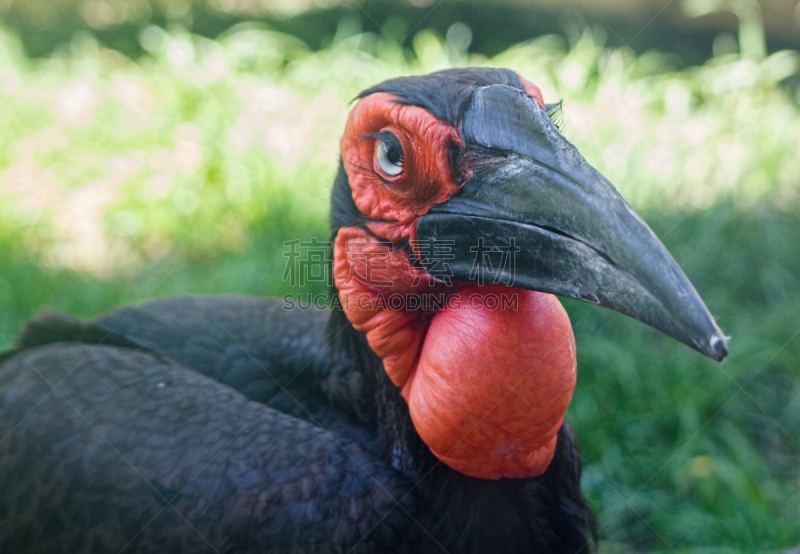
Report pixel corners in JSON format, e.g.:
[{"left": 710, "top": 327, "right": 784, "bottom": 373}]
[
  {"left": 329, "top": 158, "right": 369, "bottom": 234},
  {"left": 358, "top": 67, "right": 529, "bottom": 127}
]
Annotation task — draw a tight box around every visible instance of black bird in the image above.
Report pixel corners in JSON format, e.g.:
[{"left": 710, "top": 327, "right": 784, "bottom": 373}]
[{"left": 0, "top": 68, "right": 728, "bottom": 553}]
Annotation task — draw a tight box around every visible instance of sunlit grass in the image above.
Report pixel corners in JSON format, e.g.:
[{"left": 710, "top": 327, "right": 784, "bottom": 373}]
[
  {"left": 0, "top": 19, "right": 798, "bottom": 552},
  {"left": 1, "top": 22, "right": 798, "bottom": 275}
]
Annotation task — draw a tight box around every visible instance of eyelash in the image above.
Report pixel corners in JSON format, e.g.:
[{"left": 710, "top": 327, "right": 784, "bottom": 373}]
[
  {"left": 371, "top": 131, "right": 405, "bottom": 167},
  {"left": 545, "top": 101, "right": 565, "bottom": 131},
  {"left": 344, "top": 159, "right": 388, "bottom": 185}
]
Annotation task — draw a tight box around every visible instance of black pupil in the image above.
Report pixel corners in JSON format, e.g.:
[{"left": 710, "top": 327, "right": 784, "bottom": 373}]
[{"left": 383, "top": 134, "right": 403, "bottom": 166}]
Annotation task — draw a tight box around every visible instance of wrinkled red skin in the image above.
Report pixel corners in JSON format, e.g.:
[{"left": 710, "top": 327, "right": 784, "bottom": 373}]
[
  {"left": 405, "top": 286, "right": 576, "bottom": 479},
  {"left": 341, "top": 92, "right": 463, "bottom": 243},
  {"left": 518, "top": 76, "right": 546, "bottom": 109},
  {"left": 333, "top": 226, "right": 441, "bottom": 388},
  {"left": 335, "top": 82, "right": 576, "bottom": 479}
]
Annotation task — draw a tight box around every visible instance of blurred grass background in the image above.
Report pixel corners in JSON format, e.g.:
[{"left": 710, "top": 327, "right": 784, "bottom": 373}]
[{"left": 1, "top": 0, "right": 799, "bottom": 551}]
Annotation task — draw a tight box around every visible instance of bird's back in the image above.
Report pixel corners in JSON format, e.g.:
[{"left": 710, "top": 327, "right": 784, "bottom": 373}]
[{"left": 0, "top": 296, "right": 427, "bottom": 553}]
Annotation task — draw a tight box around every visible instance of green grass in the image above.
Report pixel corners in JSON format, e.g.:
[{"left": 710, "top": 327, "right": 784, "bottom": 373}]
[
  {"left": 569, "top": 203, "right": 800, "bottom": 551},
  {"left": 0, "top": 18, "right": 798, "bottom": 552}
]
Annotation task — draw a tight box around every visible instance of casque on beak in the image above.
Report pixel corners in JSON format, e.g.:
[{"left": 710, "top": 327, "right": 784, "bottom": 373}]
[{"left": 416, "top": 84, "right": 728, "bottom": 361}]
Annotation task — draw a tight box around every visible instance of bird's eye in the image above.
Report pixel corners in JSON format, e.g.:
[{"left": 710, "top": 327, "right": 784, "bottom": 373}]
[{"left": 375, "top": 132, "right": 404, "bottom": 177}]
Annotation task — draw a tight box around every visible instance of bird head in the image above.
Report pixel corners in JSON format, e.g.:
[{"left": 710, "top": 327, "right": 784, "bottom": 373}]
[{"left": 330, "top": 68, "right": 728, "bottom": 479}]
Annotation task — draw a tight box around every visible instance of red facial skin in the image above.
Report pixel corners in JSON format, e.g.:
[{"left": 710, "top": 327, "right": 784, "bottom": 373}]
[
  {"left": 518, "top": 76, "right": 545, "bottom": 109},
  {"left": 340, "top": 92, "right": 464, "bottom": 243},
  {"left": 335, "top": 81, "right": 576, "bottom": 479}
]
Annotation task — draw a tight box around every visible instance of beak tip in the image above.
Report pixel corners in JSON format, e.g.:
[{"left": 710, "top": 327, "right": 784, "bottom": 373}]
[{"left": 707, "top": 332, "right": 729, "bottom": 362}]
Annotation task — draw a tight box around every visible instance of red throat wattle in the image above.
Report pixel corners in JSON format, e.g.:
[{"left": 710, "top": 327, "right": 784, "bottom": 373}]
[
  {"left": 335, "top": 80, "right": 577, "bottom": 480},
  {"left": 404, "top": 286, "right": 576, "bottom": 479}
]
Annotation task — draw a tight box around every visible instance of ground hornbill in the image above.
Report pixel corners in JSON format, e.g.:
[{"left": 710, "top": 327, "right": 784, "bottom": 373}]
[{"left": 0, "top": 68, "right": 728, "bottom": 553}]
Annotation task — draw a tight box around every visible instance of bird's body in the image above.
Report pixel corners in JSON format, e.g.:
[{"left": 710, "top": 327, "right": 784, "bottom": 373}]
[
  {"left": 0, "top": 296, "right": 591, "bottom": 553},
  {"left": 0, "top": 68, "right": 726, "bottom": 553}
]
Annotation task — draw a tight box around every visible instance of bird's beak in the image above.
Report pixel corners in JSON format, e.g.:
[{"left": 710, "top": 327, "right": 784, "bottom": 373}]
[{"left": 416, "top": 84, "right": 728, "bottom": 361}]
